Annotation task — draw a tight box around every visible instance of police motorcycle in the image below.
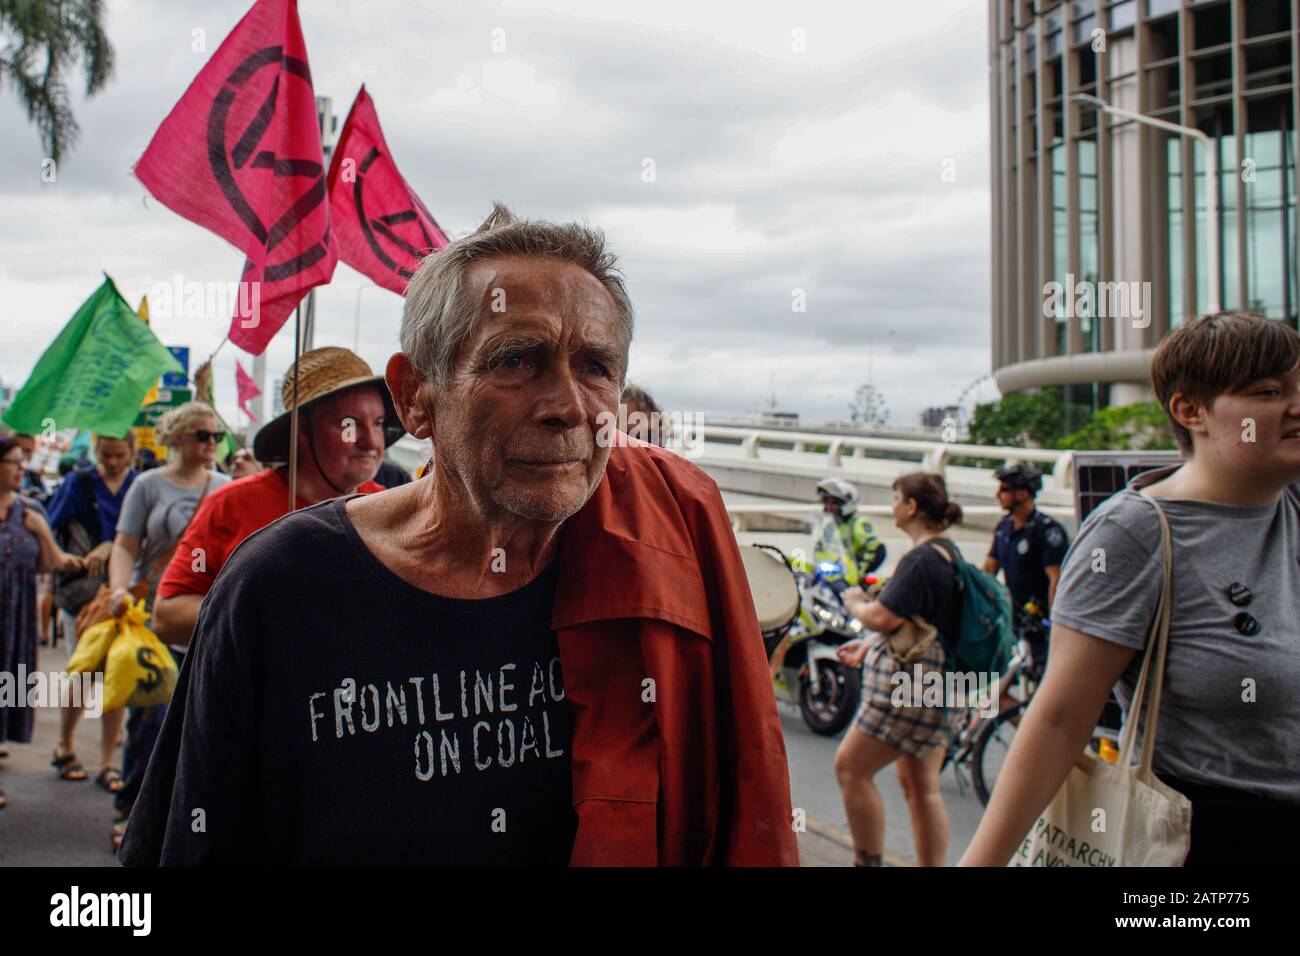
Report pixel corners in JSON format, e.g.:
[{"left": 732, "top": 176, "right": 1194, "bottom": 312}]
[{"left": 739, "top": 544, "right": 865, "bottom": 736}]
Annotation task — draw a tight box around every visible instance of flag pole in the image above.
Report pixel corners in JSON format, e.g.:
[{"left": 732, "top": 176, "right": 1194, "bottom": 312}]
[
  {"left": 205, "top": 334, "right": 230, "bottom": 367},
  {"left": 288, "top": 303, "right": 303, "bottom": 512}
]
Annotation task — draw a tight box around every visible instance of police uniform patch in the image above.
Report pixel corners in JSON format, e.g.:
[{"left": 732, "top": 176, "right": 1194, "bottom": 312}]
[
  {"left": 1045, "top": 526, "right": 1064, "bottom": 548},
  {"left": 1016, "top": 538, "right": 1030, "bottom": 555}
]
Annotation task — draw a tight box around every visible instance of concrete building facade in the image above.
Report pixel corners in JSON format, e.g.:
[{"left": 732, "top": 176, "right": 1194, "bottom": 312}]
[{"left": 990, "top": 0, "right": 1299, "bottom": 405}]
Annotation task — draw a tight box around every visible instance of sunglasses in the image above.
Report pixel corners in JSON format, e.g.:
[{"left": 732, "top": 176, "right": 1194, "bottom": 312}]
[{"left": 194, "top": 430, "right": 226, "bottom": 444}]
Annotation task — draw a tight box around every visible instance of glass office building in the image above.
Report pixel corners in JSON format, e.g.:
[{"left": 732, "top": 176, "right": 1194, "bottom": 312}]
[{"left": 990, "top": 0, "right": 1299, "bottom": 406}]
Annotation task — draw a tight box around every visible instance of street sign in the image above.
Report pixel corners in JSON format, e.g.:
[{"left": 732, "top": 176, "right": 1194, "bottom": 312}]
[
  {"left": 162, "top": 346, "right": 189, "bottom": 389},
  {"left": 134, "top": 387, "right": 193, "bottom": 428}
]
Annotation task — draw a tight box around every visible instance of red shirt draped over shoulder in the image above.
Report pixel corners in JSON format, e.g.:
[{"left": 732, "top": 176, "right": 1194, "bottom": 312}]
[{"left": 554, "top": 438, "right": 799, "bottom": 866}]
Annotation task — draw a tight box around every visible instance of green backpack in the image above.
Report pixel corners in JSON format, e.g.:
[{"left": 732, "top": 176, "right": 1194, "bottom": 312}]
[{"left": 931, "top": 540, "right": 1017, "bottom": 675}]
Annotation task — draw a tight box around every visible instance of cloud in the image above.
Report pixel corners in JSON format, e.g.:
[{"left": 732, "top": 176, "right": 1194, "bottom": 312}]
[{"left": 0, "top": 0, "right": 992, "bottom": 429}]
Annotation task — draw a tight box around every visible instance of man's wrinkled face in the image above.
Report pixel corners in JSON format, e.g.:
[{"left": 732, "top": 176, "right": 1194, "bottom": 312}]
[
  {"left": 435, "top": 255, "right": 626, "bottom": 523},
  {"left": 301, "top": 385, "right": 385, "bottom": 490}
]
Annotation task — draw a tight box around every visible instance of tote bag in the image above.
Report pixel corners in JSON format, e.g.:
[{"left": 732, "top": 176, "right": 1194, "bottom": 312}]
[{"left": 1012, "top": 496, "right": 1192, "bottom": 867}]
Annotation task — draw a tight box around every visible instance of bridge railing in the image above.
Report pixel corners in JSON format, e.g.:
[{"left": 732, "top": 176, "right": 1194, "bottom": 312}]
[
  {"left": 723, "top": 502, "right": 1076, "bottom": 533},
  {"left": 684, "top": 424, "right": 1075, "bottom": 492}
]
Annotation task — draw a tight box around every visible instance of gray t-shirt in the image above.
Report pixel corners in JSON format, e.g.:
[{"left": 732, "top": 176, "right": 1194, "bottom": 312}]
[
  {"left": 116, "top": 468, "right": 230, "bottom": 597},
  {"left": 1052, "top": 464, "right": 1300, "bottom": 807}
]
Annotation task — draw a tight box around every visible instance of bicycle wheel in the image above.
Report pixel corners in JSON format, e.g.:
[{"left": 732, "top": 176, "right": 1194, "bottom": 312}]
[{"left": 970, "top": 701, "right": 1029, "bottom": 807}]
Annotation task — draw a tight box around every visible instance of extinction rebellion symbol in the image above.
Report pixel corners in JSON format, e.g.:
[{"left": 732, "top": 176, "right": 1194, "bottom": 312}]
[
  {"left": 207, "top": 45, "right": 331, "bottom": 282},
  {"left": 353, "top": 146, "right": 437, "bottom": 282}
]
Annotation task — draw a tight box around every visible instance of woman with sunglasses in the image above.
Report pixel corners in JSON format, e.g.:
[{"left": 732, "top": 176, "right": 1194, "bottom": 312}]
[{"left": 103, "top": 403, "right": 230, "bottom": 844}]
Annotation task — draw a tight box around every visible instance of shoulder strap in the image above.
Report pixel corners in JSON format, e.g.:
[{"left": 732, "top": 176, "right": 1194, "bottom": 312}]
[
  {"left": 928, "top": 537, "right": 959, "bottom": 564},
  {"left": 79, "top": 468, "right": 100, "bottom": 519},
  {"left": 1117, "top": 495, "right": 1175, "bottom": 779}
]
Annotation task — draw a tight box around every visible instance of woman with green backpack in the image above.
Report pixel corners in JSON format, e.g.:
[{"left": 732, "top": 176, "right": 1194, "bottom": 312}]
[{"left": 832, "top": 472, "right": 972, "bottom": 867}]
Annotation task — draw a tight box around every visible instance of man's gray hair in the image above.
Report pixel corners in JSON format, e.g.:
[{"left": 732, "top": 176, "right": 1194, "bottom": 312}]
[{"left": 400, "top": 202, "right": 635, "bottom": 384}]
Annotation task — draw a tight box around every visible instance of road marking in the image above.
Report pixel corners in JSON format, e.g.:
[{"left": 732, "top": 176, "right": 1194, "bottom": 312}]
[{"left": 806, "top": 814, "right": 910, "bottom": 867}]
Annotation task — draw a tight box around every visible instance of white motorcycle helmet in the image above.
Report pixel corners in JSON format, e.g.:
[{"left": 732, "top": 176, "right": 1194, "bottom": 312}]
[{"left": 816, "top": 477, "right": 859, "bottom": 517}]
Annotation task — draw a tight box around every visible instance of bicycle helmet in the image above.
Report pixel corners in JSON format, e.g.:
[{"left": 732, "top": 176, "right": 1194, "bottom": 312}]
[
  {"left": 994, "top": 463, "right": 1043, "bottom": 496},
  {"left": 816, "top": 477, "right": 859, "bottom": 516}
]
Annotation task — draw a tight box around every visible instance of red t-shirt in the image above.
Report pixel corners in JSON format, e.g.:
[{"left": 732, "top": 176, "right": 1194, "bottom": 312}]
[{"left": 156, "top": 468, "right": 384, "bottom": 600}]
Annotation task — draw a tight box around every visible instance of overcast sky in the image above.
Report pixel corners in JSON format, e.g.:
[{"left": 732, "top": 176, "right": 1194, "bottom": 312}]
[{"left": 0, "top": 0, "right": 999, "bottom": 431}]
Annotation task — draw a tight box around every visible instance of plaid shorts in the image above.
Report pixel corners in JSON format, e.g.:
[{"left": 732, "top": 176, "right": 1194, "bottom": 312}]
[{"left": 853, "top": 635, "right": 964, "bottom": 757}]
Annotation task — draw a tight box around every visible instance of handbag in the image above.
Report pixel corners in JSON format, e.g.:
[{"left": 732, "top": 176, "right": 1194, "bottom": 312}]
[
  {"left": 885, "top": 615, "right": 940, "bottom": 666},
  {"left": 883, "top": 539, "right": 951, "bottom": 665},
  {"left": 74, "top": 473, "right": 213, "bottom": 638},
  {"left": 54, "top": 470, "right": 104, "bottom": 615},
  {"left": 1011, "top": 496, "right": 1192, "bottom": 867}
]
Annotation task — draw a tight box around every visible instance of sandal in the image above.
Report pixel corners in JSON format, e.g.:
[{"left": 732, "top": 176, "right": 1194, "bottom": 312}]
[
  {"left": 52, "top": 749, "right": 89, "bottom": 781},
  {"left": 95, "top": 767, "right": 125, "bottom": 794},
  {"left": 111, "top": 817, "right": 129, "bottom": 852}
]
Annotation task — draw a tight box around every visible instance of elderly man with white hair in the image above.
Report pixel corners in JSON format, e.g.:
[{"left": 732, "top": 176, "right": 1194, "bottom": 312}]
[{"left": 121, "top": 204, "right": 797, "bottom": 867}]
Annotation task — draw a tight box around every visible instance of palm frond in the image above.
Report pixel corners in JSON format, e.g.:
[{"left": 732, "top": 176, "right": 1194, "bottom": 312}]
[{"left": 0, "top": 0, "right": 114, "bottom": 161}]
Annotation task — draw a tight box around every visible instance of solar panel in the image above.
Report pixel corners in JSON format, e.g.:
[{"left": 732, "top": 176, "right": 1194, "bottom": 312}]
[{"left": 1071, "top": 450, "right": 1182, "bottom": 523}]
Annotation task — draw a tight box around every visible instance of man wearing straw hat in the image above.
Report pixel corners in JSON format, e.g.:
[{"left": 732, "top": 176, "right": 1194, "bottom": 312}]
[
  {"left": 122, "top": 204, "right": 796, "bottom": 867},
  {"left": 149, "top": 347, "right": 395, "bottom": 647}
]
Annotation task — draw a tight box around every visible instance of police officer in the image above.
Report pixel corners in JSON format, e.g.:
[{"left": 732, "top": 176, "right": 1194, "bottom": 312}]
[
  {"left": 770, "top": 478, "right": 885, "bottom": 686},
  {"left": 981, "top": 464, "right": 1068, "bottom": 667},
  {"left": 811, "top": 477, "right": 886, "bottom": 585}
]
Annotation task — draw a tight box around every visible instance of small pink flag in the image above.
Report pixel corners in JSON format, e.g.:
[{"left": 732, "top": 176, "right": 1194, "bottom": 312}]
[
  {"left": 327, "top": 85, "right": 448, "bottom": 294},
  {"left": 236, "top": 361, "right": 262, "bottom": 420}
]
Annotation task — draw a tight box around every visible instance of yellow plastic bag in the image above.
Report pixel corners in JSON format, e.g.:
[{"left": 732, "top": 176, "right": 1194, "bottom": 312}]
[
  {"left": 66, "top": 617, "right": 117, "bottom": 677},
  {"left": 89, "top": 599, "right": 179, "bottom": 711}
]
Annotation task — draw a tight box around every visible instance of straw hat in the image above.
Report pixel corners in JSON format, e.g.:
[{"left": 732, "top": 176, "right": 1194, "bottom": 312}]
[{"left": 252, "top": 347, "right": 403, "bottom": 463}]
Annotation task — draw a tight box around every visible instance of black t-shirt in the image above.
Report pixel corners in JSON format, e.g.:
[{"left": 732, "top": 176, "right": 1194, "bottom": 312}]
[
  {"left": 119, "top": 498, "right": 577, "bottom": 865},
  {"left": 876, "top": 539, "right": 962, "bottom": 647}
]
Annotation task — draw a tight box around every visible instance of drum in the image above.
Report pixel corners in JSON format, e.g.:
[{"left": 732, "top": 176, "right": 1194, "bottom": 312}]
[{"left": 739, "top": 544, "right": 800, "bottom": 640}]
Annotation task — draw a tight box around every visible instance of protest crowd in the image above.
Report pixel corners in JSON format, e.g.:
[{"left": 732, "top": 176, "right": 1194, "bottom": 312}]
[
  {"left": 2, "top": 206, "right": 1298, "bottom": 867},
  {"left": 2, "top": 0, "right": 1297, "bottom": 870}
]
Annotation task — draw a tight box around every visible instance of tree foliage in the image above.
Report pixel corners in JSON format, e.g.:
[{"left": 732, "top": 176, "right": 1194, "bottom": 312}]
[
  {"left": 967, "top": 387, "right": 1086, "bottom": 448},
  {"left": 968, "top": 387, "right": 1174, "bottom": 451},
  {"left": 1059, "top": 401, "right": 1175, "bottom": 451},
  {"left": 1, "top": 0, "right": 115, "bottom": 163}
]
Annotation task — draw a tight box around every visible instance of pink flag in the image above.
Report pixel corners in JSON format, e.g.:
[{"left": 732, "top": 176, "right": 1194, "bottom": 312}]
[
  {"left": 134, "top": 0, "right": 338, "bottom": 355},
  {"left": 327, "top": 86, "right": 448, "bottom": 295},
  {"left": 235, "top": 361, "right": 262, "bottom": 420}
]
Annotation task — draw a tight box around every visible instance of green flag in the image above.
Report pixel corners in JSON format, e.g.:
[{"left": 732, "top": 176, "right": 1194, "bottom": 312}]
[{"left": 2, "top": 276, "right": 184, "bottom": 437}]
